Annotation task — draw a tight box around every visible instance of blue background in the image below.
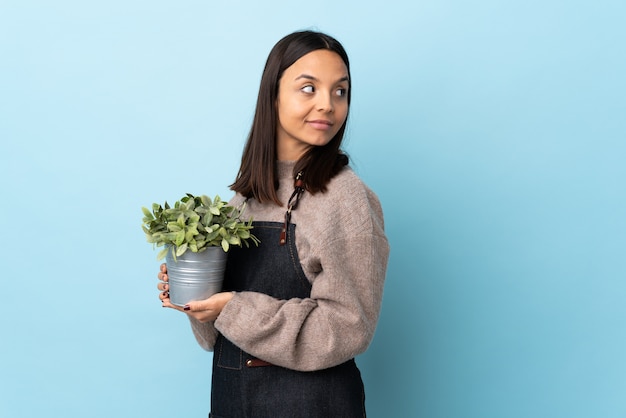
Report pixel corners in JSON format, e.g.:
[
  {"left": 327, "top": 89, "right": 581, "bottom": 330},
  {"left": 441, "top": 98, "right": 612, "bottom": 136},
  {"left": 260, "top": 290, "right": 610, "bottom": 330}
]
[{"left": 1, "top": 1, "right": 625, "bottom": 417}]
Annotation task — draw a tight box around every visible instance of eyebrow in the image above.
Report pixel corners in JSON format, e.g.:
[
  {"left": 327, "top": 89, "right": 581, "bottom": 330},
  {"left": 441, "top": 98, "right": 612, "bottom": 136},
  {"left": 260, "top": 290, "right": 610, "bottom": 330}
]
[{"left": 295, "top": 74, "right": 350, "bottom": 83}]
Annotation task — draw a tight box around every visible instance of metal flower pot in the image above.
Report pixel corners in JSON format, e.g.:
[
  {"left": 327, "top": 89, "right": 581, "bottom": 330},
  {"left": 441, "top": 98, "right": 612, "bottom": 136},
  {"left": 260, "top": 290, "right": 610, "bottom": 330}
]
[{"left": 165, "top": 246, "right": 228, "bottom": 307}]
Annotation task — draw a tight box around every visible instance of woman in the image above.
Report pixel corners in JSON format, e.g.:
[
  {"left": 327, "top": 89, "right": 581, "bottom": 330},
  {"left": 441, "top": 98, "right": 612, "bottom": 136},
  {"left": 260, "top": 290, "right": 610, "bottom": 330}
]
[{"left": 157, "top": 30, "right": 389, "bottom": 417}]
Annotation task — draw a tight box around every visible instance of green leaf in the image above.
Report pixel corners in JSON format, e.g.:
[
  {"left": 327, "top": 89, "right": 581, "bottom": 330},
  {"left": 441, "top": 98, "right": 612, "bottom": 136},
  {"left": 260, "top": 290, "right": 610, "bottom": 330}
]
[
  {"left": 185, "top": 227, "right": 198, "bottom": 242},
  {"left": 206, "top": 229, "right": 219, "bottom": 241},
  {"left": 157, "top": 247, "right": 169, "bottom": 260},
  {"left": 142, "top": 207, "right": 154, "bottom": 219},
  {"left": 221, "top": 239, "right": 229, "bottom": 252},
  {"left": 163, "top": 231, "right": 178, "bottom": 242},
  {"left": 176, "top": 243, "right": 188, "bottom": 256},
  {"left": 174, "top": 230, "right": 185, "bottom": 246},
  {"left": 200, "top": 195, "right": 212, "bottom": 206}
]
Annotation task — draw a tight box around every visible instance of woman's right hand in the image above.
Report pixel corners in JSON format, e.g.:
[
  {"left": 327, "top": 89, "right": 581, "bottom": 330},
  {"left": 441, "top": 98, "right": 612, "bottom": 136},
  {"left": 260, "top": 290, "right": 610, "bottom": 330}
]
[
  {"left": 157, "top": 263, "right": 168, "bottom": 301},
  {"left": 157, "top": 263, "right": 183, "bottom": 310}
]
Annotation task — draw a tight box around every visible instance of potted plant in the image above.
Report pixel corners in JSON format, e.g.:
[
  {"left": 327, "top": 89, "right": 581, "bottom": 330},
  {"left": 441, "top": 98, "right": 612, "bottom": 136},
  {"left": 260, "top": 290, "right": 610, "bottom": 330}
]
[{"left": 142, "top": 193, "right": 259, "bottom": 306}]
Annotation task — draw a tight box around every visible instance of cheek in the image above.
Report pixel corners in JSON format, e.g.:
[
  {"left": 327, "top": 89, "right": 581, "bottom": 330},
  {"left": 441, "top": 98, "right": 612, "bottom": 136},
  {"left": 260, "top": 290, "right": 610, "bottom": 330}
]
[
  {"left": 277, "top": 98, "right": 303, "bottom": 122},
  {"left": 337, "top": 103, "right": 349, "bottom": 124}
]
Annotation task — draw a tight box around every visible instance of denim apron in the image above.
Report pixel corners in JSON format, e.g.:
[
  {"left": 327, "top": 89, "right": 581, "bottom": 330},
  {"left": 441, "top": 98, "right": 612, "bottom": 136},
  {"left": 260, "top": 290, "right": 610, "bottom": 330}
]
[{"left": 209, "top": 222, "right": 366, "bottom": 418}]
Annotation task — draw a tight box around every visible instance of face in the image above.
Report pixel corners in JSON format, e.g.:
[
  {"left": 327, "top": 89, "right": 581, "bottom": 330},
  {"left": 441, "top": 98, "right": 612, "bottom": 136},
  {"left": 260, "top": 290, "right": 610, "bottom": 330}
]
[{"left": 275, "top": 49, "right": 349, "bottom": 161}]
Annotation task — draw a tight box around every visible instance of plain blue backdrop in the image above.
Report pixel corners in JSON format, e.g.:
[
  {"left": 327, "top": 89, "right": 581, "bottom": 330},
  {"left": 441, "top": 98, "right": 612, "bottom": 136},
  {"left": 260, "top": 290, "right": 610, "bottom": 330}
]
[{"left": 1, "top": 1, "right": 625, "bottom": 417}]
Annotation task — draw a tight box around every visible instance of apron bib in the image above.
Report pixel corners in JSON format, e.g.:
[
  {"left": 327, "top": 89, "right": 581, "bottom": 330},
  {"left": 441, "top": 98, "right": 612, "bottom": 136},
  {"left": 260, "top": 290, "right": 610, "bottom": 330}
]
[{"left": 210, "top": 222, "right": 366, "bottom": 418}]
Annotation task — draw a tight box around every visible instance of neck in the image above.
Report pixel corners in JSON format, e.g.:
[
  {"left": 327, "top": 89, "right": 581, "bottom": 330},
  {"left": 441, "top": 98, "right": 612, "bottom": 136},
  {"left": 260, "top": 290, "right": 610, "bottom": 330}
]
[{"left": 276, "top": 137, "right": 310, "bottom": 161}]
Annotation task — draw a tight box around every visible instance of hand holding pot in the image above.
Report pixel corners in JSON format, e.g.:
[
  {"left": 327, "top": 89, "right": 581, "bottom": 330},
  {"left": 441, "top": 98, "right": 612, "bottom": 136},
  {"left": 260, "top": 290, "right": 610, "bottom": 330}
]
[
  {"left": 157, "top": 263, "right": 234, "bottom": 321},
  {"left": 182, "top": 292, "right": 235, "bottom": 323},
  {"left": 157, "top": 263, "right": 180, "bottom": 310}
]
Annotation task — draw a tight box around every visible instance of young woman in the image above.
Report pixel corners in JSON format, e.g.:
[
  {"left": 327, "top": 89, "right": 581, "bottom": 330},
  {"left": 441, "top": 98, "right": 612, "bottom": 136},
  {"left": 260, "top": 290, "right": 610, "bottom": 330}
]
[{"left": 157, "top": 30, "right": 389, "bottom": 417}]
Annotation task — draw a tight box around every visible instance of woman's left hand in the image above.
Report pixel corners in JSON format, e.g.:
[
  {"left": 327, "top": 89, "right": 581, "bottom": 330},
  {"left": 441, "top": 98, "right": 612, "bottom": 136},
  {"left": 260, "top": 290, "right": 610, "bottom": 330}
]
[
  {"left": 181, "top": 292, "right": 235, "bottom": 323},
  {"left": 158, "top": 263, "right": 234, "bottom": 321}
]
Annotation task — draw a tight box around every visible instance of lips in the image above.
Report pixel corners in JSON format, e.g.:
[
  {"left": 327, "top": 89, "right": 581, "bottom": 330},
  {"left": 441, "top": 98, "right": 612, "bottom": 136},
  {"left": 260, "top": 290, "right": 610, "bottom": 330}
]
[{"left": 307, "top": 119, "right": 333, "bottom": 130}]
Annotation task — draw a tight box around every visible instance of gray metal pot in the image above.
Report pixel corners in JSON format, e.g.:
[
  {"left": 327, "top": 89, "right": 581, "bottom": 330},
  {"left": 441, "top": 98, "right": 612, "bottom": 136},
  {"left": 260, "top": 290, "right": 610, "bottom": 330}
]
[{"left": 165, "top": 246, "right": 228, "bottom": 307}]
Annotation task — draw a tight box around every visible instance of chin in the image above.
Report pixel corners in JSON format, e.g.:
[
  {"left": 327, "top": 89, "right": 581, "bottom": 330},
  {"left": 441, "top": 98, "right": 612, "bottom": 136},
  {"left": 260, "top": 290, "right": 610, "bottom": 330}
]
[{"left": 307, "top": 137, "right": 334, "bottom": 147}]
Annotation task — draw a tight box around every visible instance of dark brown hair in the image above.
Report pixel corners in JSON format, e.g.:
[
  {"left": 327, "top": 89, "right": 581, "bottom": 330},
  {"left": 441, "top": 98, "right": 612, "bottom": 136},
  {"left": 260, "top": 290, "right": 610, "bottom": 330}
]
[{"left": 230, "top": 30, "right": 351, "bottom": 205}]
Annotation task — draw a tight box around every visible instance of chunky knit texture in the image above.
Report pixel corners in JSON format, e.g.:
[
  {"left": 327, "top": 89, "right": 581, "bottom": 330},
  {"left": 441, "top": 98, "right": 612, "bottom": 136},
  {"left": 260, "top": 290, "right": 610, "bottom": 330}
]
[{"left": 188, "top": 161, "right": 389, "bottom": 372}]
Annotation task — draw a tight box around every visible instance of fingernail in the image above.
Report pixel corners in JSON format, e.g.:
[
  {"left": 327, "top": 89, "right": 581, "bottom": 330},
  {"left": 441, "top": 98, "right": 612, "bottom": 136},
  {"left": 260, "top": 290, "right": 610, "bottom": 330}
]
[{"left": 183, "top": 305, "right": 190, "bottom": 311}]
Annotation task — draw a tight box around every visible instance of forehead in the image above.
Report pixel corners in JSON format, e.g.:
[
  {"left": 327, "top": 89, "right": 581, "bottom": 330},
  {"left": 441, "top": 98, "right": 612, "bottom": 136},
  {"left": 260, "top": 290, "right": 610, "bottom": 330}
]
[{"left": 283, "top": 49, "right": 348, "bottom": 80}]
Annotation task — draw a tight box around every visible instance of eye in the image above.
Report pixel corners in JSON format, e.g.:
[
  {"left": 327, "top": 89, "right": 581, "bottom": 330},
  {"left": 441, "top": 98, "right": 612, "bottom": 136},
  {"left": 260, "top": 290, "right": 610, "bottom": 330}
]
[
  {"left": 301, "top": 85, "right": 315, "bottom": 93},
  {"left": 335, "top": 88, "right": 347, "bottom": 97}
]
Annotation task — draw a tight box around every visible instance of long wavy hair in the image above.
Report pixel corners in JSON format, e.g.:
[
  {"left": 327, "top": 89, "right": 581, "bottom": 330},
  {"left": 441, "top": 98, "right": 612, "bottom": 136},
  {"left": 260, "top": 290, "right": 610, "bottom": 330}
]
[{"left": 230, "top": 30, "right": 351, "bottom": 205}]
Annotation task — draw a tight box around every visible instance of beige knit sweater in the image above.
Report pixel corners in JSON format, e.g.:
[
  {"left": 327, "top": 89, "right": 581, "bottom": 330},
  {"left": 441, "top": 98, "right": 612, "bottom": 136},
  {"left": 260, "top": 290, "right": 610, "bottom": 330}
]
[{"left": 188, "top": 161, "right": 389, "bottom": 372}]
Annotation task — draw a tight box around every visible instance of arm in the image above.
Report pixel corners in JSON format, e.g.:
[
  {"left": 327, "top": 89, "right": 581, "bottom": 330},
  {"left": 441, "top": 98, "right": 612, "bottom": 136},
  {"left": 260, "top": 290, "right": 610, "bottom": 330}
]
[
  {"left": 187, "top": 317, "right": 219, "bottom": 351},
  {"left": 157, "top": 263, "right": 225, "bottom": 351},
  {"left": 214, "top": 188, "right": 390, "bottom": 371}
]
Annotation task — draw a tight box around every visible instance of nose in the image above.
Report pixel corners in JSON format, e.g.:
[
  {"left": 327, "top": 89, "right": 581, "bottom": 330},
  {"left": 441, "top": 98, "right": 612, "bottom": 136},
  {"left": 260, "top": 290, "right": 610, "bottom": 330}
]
[{"left": 317, "top": 90, "right": 334, "bottom": 113}]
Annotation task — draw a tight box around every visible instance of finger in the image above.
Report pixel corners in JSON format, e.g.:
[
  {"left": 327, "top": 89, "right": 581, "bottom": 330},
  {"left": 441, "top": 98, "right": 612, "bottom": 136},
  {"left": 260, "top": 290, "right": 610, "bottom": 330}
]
[
  {"left": 183, "top": 300, "right": 203, "bottom": 312},
  {"left": 183, "top": 298, "right": 215, "bottom": 312},
  {"left": 156, "top": 282, "right": 168, "bottom": 291},
  {"left": 162, "top": 298, "right": 185, "bottom": 312},
  {"left": 185, "top": 292, "right": 233, "bottom": 312},
  {"left": 157, "top": 264, "right": 168, "bottom": 281}
]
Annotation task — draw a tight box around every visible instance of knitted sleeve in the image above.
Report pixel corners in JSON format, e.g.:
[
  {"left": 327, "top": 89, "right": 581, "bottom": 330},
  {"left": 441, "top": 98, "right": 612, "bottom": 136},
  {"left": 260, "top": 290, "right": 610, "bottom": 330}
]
[
  {"left": 188, "top": 317, "right": 219, "bottom": 351},
  {"left": 213, "top": 177, "right": 389, "bottom": 371}
]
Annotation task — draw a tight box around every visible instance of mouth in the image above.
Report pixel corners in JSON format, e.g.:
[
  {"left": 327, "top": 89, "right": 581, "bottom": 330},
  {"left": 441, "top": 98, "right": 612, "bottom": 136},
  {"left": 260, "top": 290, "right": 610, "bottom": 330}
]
[{"left": 307, "top": 119, "right": 334, "bottom": 130}]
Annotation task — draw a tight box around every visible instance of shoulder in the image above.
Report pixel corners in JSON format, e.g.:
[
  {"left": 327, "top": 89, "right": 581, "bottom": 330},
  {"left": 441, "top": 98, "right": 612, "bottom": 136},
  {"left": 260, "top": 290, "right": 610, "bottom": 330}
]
[
  {"left": 307, "top": 166, "right": 386, "bottom": 232},
  {"left": 326, "top": 166, "right": 363, "bottom": 192},
  {"left": 228, "top": 193, "right": 247, "bottom": 207},
  {"left": 330, "top": 167, "right": 383, "bottom": 212}
]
